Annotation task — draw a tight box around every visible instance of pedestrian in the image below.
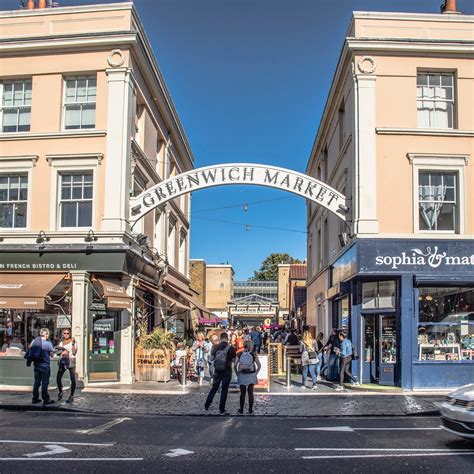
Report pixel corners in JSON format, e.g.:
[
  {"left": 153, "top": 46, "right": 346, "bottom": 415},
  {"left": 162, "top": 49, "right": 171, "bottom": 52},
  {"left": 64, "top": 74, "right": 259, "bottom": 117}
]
[
  {"left": 262, "top": 330, "right": 269, "bottom": 352},
  {"left": 250, "top": 326, "right": 261, "bottom": 353},
  {"left": 285, "top": 329, "right": 299, "bottom": 346},
  {"left": 235, "top": 329, "right": 245, "bottom": 355},
  {"left": 207, "top": 334, "right": 219, "bottom": 383},
  {"left": 204, "top": 332, "right": 236, "bottom": 415},
  {"left": 192, "top": 332, "right": 207, "bottom": 385},
  {"left": 335, "top": 332, "right": 359, "bottom": 391},
  {"left": 243, "top": 328, "right": 251, "bottom": 343},
  {"left": 56, "top": 328, "right": 77, "bottom": 403},
  {"left": 301, "top": 331, "right": 318, "bottom": 389},
  {"left": 26, "top": 328, "right": 55, "bottom": 406},
  {"left": 322, "top": 328, "right": 341, "bottom": 382},
  {"left": 316, "top": 332, "right": 324, "bottom": 381},
  {"left": 235, "top": 340, "right": 261, "bottom": 415}
]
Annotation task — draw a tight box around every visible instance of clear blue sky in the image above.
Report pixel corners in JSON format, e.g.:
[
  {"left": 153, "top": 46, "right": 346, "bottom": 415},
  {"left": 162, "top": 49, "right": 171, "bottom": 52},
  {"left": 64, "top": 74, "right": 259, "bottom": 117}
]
[{"left": 5, "top": 0, "right": 474, "bottom": 279}]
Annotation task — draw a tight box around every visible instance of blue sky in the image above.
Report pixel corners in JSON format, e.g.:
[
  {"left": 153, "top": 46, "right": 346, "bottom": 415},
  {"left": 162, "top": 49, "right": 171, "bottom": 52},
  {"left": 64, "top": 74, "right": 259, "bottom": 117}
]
[{"left": 5, "top": 0, "right": 474, "bottom": 279}]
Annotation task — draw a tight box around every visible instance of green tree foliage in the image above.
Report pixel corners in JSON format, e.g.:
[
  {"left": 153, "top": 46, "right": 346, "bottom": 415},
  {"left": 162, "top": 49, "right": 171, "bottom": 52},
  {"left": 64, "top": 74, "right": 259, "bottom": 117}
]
[{"left": 252, "top": 253, "right": 302, "bottom": 281}]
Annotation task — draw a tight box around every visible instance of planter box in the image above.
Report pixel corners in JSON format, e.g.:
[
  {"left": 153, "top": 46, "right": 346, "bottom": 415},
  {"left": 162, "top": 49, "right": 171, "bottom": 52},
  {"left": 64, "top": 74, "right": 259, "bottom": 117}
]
[{"left": 135, "top": 348, "right": 170, "bottom": 382}]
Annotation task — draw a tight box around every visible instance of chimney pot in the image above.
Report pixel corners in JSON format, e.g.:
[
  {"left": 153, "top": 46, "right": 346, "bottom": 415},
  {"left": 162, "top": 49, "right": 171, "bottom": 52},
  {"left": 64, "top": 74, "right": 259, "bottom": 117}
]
[
  {"left": 38, "top": 0, "right": 47, "bottom": 8},
  {"left": 26, "top": 0, "right": 36, "bottom": 9},
  {"left": 441, "top": 0, "right": 458, "bottom": 13}
]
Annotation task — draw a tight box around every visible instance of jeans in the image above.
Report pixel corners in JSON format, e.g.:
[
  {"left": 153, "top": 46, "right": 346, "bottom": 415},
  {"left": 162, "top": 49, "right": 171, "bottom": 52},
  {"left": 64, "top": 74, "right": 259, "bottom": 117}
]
[
  {"left": 339, "top": 355, "right": 357, "bottom": 386},
  {"left": 302, "top": 363, "right": 317, "bottom": 385},
  {"left": 205, "top": 369, "right": 232, "bottom": 413},
  {"left": 253, "top": 343, "right": 261, "bottom": 354},
  {"left": 239, "top": 384, "right": 254, "bottom": 411},
  {"left": 57, "top": 366, "right": 76, "bottom": 397},
  {"left": 208, "top": 361, "right": 215, "bottom": 380},
  {"left": 327, "top": 354, "right": 340, "bottom": 381},
  {"left": 316, "top": 355, "right": 323, "bottom": 378},
  {"left": 33, "top": 366, "right": 50, "bottom": 403}
]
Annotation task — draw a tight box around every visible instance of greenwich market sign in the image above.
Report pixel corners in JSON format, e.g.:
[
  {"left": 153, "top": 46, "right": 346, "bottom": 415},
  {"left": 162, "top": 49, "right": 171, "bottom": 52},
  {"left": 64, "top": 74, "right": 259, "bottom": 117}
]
[{"left": 130, "top": 164, "right": 349, "bottom": 226}]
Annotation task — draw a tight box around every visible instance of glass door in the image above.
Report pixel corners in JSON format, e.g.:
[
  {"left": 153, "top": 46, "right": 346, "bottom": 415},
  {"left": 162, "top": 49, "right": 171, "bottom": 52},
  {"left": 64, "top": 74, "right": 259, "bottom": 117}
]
[
  {"left": 363, "top": 316, "right": 378, "bottom": 383},
  {"left": 89, "top": 311, "right": 120, "bottom": 381},
  {"left": 379, "top": 315, "right": 396, "bottom": 386}
]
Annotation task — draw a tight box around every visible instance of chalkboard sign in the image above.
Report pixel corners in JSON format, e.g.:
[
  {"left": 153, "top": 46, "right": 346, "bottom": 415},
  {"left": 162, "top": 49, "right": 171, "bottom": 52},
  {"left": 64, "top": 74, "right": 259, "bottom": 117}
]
[{"left": 268, "top": 343, "right": 283, "bottom": 375}]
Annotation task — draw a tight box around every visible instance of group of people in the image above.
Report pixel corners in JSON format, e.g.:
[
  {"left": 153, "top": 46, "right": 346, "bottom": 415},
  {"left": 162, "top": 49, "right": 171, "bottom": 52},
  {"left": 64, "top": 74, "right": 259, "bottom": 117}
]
[{"left": 24, "top": 327, "right": 78, "bottom": 406}]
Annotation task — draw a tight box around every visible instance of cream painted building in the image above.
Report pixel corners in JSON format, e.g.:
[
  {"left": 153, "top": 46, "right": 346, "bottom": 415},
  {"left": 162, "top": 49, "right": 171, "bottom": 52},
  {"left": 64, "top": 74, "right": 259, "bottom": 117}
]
[
  {"left": 0, "top": 2, "right": 198, "bottom": 386},
  {"left": 306, "top": 3, "right": 474, "bottom": 389},
  {"left": 203, "top": 264, "right": 234, "bottom": 320}
]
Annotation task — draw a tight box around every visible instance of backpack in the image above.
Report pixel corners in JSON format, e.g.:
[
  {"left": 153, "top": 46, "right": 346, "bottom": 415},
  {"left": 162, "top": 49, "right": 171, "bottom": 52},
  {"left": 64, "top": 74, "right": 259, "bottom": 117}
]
[
  {"left": 24, "top": 337, "right": 43, "bottom": 365},
  {"left": 239, "top": 350, "right": 255, "bottom": 373},
  {"left": 213, "top": 344, "right": 230, "bottom": 371}
]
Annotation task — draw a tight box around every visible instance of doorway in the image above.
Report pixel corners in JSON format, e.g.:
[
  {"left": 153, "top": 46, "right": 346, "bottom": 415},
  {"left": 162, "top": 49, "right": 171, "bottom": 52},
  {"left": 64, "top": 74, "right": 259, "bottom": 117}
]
[{"left": 362, "top": 314, "right": 397, "bottom": 385}]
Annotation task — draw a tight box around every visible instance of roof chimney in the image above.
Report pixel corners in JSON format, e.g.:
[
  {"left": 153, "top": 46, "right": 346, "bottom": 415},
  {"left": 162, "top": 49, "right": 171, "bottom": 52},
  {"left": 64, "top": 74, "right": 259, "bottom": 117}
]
[
  {"left": 26, "top": 0, "right": 36, "bottom": 9},
  {"left": 38, "top": 0, "right": 47, "bottom": 8},
  {"left": 440, "top": 0, "right": 459, "bottom": 14}
]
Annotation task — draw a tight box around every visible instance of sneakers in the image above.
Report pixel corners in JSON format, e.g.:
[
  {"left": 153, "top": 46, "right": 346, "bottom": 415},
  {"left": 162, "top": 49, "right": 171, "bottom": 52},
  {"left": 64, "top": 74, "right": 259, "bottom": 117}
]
[
  {"left": 219, "top": 411, "right": 229, "bottom": 416},
  {"left": 57, "top": 391, "right": 63, "bottom": 401},
  {"left": 237, "top": 409, "right": 244, "bottom": 415},
  {"left": 66, "top": 396, "right": 74, "bottom": 403},
  {"left": 203, "top": 407, "right": 210, "bottom": 414},
  {"left": 248, "top": 410, "right": 255, "bottom": 415},
  {"left": 43, "top": 400, "right": 56, "bottom": 406},
  {"left": 351, "top": 381, "right": 361, "bottom": 386},
  {"left": 316, "top": 376, "right": 322, "bottom": 381},
  {"left": 334, "top": 386, "right": 344, "bottom": 392},
  {"left": 32, "top": 399, "right": 42, "bottom": 404},
  {"left": 301, "top": 384, "right": 308, "bottom": 389},
  {"left": 311, "top": 384, "right": 317, "bottom": 390}
]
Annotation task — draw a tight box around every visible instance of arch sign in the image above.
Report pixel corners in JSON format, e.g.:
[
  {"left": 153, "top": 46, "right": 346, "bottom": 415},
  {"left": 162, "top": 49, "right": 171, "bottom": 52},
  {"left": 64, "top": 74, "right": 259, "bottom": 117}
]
[{"left": 130, "top": 163, "right": 349, "bottom": 227}]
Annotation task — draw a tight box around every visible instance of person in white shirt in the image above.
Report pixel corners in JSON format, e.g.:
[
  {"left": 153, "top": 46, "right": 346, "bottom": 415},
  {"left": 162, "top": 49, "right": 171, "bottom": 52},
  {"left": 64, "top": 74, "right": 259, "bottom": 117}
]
[{"left": 56, "top": 328, "right": 77, "bottom": 403}]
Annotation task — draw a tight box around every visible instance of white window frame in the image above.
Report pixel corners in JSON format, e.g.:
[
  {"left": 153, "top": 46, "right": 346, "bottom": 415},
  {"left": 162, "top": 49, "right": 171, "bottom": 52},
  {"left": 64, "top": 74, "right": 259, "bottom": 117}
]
[
  {"left": 416, "top": 71, "right": 456, "bottom": 130},
  {"left": 0, "top": 156, "right": 36, "bottom": 231},
  {"left": 62, "top": 75, "right": 97, "bottom": 131},
  {"left": 0, "top": 79, "right": 32, "bottom": 133},
  {"left": 178, "top": 228, "right": 187, "bottom": 275},
  {"left": 166, "top": 213, "right": 177, "bottom": 268},
  {"left": 47, "top": 154, "right": 101, "bottom": 231},
  {"left": 408, "top": 154, "right": 469, "bottom": 235}
]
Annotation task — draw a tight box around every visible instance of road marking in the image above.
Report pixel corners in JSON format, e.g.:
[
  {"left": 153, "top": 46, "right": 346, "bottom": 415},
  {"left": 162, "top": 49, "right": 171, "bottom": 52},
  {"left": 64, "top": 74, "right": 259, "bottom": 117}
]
[
  {"left": 0, "top": 440, "right": 114, "bottom": 446},
  {"left": 294, "top": 426, "right": 441, "bottom": 432},
  {"left": 24, "top": 445, "right": 71, "bottom": 458},
  {"left": 78, "top": 417, "right": 131, "bottom": 435},
  {"left": 163, "top": 449, "right": 194, "bottom": 458},
  {"left": 296, "top": 448, "right": 474, "bottom": 452},
  {"left": 0, "top": 458, "right": 144, "bottom": 462},
  {"left": 301, "top": 452, "right": 474, "bottom": 460}
]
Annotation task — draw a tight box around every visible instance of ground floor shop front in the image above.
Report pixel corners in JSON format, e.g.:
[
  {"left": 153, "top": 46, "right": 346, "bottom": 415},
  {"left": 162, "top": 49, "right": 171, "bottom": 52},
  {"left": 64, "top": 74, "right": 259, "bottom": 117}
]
[
  {"left": 0, "top": 248, "right": 198, "bottom": 387},
  {"left": 320, "top": 238, "right": 474, "bottom": 390}
]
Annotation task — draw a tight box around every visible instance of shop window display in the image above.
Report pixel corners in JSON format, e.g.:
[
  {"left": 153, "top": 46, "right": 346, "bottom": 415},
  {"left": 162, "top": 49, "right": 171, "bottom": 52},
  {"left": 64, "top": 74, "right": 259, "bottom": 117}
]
[{"left": 418, "top": 287, "right": 474, "bottom": 361}]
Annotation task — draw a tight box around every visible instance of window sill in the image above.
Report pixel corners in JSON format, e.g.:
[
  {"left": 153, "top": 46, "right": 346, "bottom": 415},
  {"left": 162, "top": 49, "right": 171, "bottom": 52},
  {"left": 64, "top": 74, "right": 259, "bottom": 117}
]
[
  {"left": 0, "top": 130, "right": 106, "bottom": 141},
  {"left": 376, "top": 127, "right": 474, "bottom": 138}
]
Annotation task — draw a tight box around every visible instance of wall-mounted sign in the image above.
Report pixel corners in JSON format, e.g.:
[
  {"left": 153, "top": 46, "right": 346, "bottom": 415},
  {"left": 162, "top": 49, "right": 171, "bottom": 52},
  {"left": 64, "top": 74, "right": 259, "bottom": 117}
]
[{"left": 130, "top": 164, "right": 348, "bottom": 226}]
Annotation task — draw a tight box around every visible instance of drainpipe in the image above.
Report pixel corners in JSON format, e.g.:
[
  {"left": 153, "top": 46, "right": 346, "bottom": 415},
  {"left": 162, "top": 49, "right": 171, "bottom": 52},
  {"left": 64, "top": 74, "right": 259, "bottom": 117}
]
[{"left": 351, "top": 61, "right": 360, "bottom": 237}]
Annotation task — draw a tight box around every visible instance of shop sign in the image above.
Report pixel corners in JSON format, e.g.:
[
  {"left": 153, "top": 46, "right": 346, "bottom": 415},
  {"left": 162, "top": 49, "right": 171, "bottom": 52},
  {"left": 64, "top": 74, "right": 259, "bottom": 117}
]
[
  {"left": 359, "top": 239, "right": 474, "bottom": 274},
  {"left": 93, "top": 318, "right": 115, "bottom": 332},
  {"left": 135, "top": 351, "right": 168, "bottom": 369}
]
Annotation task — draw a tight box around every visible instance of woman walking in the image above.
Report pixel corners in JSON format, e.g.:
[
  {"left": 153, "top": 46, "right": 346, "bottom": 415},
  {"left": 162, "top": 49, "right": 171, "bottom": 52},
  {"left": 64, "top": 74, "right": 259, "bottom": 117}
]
[
  {"left": 316, "top": 332, "right": 324, "bottom": 381},
  {"left": 56, "top": 328, "right": 77, "bottom": 403},
  {"left": 235, "top": 340, "right": 261, "bottom": 415},
  {"left": 301, "top": 331, "right": 319, "bottom": 390},
  {"left": 192, "top": 332, "right": 207, "bottom": 385}
]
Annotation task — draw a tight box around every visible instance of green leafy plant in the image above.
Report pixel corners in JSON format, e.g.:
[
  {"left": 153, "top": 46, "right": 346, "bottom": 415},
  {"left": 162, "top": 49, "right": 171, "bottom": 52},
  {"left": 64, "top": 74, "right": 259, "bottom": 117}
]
[{"left": 138, "top": 327, "right": 176, "bottom": 351}]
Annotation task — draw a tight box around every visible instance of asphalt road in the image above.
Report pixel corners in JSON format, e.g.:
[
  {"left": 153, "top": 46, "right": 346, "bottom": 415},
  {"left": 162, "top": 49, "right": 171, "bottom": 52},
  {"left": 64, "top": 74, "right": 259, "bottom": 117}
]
[{"left": 0, "top": 411, "right": 473, "bottom": 473}]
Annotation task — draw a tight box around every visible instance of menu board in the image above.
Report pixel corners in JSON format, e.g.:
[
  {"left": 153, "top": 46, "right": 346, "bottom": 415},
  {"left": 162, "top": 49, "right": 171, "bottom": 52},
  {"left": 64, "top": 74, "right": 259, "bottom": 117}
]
[{"left": 256, "top": 355, "right": 269, "bottom": 391}]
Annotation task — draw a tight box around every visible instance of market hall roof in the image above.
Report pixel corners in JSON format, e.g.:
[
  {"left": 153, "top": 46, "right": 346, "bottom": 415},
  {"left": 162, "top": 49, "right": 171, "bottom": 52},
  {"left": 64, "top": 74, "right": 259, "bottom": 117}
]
[{"left": 231, "top": 294, "right": 278, "bottom": 305}]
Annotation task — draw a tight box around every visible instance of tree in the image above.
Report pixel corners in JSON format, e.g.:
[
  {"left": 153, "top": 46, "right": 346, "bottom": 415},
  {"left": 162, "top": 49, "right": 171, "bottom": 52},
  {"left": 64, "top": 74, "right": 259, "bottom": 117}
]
[{"left": 251, "top": 253, "right": 302, "bottom": 281}]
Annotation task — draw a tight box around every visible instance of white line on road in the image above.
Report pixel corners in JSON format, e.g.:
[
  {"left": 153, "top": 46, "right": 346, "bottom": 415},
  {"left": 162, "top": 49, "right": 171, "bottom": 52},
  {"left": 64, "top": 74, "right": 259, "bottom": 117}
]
[
  {"left": 0, "top": 458, "right": 144, "bottom": 462},
  {"left": 24, "top": 445, "right": 72, "bottom": 458},
  {"left": 164, "top": 449, "right": 194, "bottom": 458},
  {"left": 0, "top": 440, "right": 114, "bottom": 446},
  {"left": 294, "top": 426, "right": 441, "bottom": 432},
  {"left": 78, "top": 417, "right": 131, "bottom": 435},
  {"left": 296, "top": 448, "right": 474, "bottom": 452},
  {"left": 301, "top": 452, "right": 474, "bottom": 460}
]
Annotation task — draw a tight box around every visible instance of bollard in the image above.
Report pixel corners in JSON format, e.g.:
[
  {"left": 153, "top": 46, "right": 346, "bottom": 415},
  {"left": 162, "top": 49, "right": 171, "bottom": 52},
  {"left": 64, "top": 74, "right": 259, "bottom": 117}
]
[
  {"left": 286, "top": 356, "right": 292, "bottom": 388},
  {"left": 181, "top": 356, "right": 187, "bottom": 386}
]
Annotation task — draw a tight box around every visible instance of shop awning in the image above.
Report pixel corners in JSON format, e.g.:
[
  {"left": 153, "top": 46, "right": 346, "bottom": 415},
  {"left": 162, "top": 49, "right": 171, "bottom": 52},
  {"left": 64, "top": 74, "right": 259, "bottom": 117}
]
[
  {"left": 0, "top": 273, "right": 65, "bottom": 310},
  {"left": 96, "top": 277, "right": 132, "bottom": 311},
  {"left": 164, "top": 274, "right": 193, "bottom": 296},
  {"left": 198, "top": 315, "right": 222, "bottom": 325},
  {"left": 138, "top": 280, "right": 189, "bottom": 311},
  {"left": 168, "top": 285, "right": 215, "bottom": 316}
]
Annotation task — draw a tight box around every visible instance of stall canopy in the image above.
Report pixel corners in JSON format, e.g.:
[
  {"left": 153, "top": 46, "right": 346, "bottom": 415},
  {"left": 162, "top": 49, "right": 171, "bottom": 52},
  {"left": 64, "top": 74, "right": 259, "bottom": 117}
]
[
  {"left": 198, "top": 315, "right": 222, "bottom": 325},
  {"left": 96, "top": 277, "right": 132, "bottom": 310},
  {"left": 0, "top": 273, "right": 65, "bottom": 310}
]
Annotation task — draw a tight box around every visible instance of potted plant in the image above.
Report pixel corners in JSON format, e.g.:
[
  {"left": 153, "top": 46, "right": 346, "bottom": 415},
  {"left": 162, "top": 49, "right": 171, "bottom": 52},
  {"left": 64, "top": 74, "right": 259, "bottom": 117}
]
[{"left": 135, "top": 324, "right": 176, "bottom": 382}]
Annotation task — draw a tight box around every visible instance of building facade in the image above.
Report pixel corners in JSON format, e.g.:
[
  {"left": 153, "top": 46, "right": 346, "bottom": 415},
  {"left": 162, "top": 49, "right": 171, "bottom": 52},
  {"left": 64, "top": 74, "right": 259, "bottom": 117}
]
[
  {"left": 0, "top": 2, "right": 198, "bottom": 386},
  {"left": 306, "top": 5, "right": 474, "bottom": 389}
]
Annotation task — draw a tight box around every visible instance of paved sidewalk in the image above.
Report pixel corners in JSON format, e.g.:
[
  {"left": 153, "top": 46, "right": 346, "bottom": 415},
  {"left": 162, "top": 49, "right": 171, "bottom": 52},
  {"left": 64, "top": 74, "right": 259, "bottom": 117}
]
[{"left": 0, "top": 387, "right": 440, "bottom": 417}]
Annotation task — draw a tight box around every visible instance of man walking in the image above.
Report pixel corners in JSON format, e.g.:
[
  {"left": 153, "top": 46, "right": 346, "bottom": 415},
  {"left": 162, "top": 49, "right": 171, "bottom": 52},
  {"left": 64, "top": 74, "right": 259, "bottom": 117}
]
[
  {"left": 29, "top": 328, "right": 55, "bottom": 406},
  {"left": 204, "top": 332, "right": 236, "bottom": 415},
  {"left": 206, "top": 333, "right": 219, "bottom": 383},
  {"left": 335, "top": 331, "right": 359, "bottom": 391},
  {"left": 250, "top": 327, "right": 261, "bottom": 353}
]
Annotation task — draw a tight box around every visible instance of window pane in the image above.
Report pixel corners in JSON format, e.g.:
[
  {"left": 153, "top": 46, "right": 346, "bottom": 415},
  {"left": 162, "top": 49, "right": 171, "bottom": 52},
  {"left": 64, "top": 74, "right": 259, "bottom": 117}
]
[
  {"left": 14, "top": 202, "right": 27, "bottom": 227},
  {"left": 437, "top": 203, "right": 455, "bottom": 231},
  {"left": 9, "top": 179, "right": 19, "bottom": 201},
  {"left": 81, "top": 104, "right": 96, "bottom": 128},
  {"left": 446, "top": 102, "right": 454, "bottom": 128},
  {"left": 13, "top": 87, "right": 23, "bottom": 106},
  {"left": 18, "top": 109, "right": 31, "bottom": 131},
  {"left": 379, "top": 281, "right": 396, "bottom": 308},
  {"left": 76, "top": 78, "right": 87, "bottom": 100},
  {"left": 65, "top": 80, "right": 76, "bottom": 103},
  {"left": 65, "top": 105, "right": 80, "bottom": 129},
  {"left": 3, "top": 109, "right": 18, "bottom": 132},
  {"left": 72, "top": 182, "right": 82, "bottom": 200},
  {"left": 0, "top": 177, "right": 8, "bottom": 201},
  {"left": 3, "top": 84, "right": 13, "bottom": 106},
  {"left": 83, "top": 183, "right": 93, "bottom": 199},
  {"left": 362, "top": 282, "right": 377, "bottom": 309},
  {"left": 441, "top": 75, "right": 453, "bottom": 87},
  {"left": 0, "top": 203, "right": 13, "bottom": 228},
  {"left": 61, "top": 202, "right": 77, "bottom": 227},
  {"left": 417, "top": 74, "right": 428, "bottom": 86},
  {"left": 87, "top": 78, "right": 96, "bottom": 101},
  {"left": 19, "top": 176, "right": 28, "bottom": 201},
  {"left": 77, "top": 201, "right": 92, "bottom": 227},
  {"left": 419, "top": 288, "right": 474, "bottom": 323}
]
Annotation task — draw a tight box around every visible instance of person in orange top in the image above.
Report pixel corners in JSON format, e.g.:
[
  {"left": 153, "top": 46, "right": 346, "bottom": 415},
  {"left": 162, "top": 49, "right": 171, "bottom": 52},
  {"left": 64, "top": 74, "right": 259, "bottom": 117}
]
[{"left": 235, "top": 330, "right": 245, "bottom": 355}]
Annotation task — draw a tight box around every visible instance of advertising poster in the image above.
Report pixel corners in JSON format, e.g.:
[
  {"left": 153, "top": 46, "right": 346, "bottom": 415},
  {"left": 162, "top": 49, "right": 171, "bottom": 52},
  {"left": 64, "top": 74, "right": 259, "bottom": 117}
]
[{"left": 256, "top": 355, "right": 269, "bottom": 391}]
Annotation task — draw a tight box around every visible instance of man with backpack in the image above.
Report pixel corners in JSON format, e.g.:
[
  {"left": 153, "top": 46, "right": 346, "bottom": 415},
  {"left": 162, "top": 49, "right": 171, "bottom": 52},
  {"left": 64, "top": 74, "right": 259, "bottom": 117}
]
[
  {"left": 26, "top": 328, "right": 55, "bottom": 406},
  {"left": 204, "top": 332, "right": 236, "bottom": 415},
  {"left": 335, "top": 331, "right": 359, "bottom": 391}
]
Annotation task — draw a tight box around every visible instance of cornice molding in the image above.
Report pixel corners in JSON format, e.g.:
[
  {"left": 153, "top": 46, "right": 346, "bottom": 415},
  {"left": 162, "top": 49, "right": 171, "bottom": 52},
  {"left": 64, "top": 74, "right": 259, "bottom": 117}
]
[
  {"left": 46, "top": 153, "right": 104, "bottom": 166},
  {"left": 406, "top": 152, "right": 469, "bottom": 165},
  {"left": 377, "top": 127, "right": 474, "bottom": 137},
  {"left": 347, "top": 38, "right": 474, "bottom": 54},
  {"left": 352, "top": 11, "right": 474, "bottom": 23},
  {"left": 0, "top": 155, "right": 38, "bottom": 166},
  {"left": 0, "top": 130, "right": 106, "bottom": 141}
]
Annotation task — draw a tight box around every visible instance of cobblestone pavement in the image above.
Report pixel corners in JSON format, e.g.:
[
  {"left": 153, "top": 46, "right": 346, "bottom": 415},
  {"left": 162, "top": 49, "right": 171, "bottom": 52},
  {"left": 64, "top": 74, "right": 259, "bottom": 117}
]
[{"left": 0, "top": 388, "right": 439, "bottom": 417}]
